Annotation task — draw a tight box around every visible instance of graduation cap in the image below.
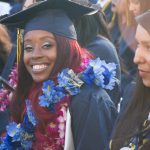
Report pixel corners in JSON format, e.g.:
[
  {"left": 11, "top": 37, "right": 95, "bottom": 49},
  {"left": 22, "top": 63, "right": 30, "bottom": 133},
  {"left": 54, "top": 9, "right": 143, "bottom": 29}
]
[
  {"left": 0, "top": 0, "right": 101, "bottom": 26},
  {"left": 0, "top": 0, "right": 101, "bottom": 38}
]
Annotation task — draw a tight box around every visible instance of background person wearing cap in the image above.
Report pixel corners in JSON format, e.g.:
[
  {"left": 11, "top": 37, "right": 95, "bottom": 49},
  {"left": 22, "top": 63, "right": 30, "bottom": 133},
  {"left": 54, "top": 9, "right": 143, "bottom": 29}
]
[
  {"left": 110, "top": 10, "right": 150, "bottom": 150},
  {"left": 0, "top": 1, "right": 118, "bottom": 150}
]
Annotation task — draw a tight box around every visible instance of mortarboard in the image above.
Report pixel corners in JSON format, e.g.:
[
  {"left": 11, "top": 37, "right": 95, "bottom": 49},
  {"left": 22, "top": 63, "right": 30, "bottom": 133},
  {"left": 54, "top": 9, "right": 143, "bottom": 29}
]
[
  {"left": 0, "top": 0, "right": 101, "bottom": 39},
  {"left": 0, "top": 0, "right": 101, "bottom": 27}
]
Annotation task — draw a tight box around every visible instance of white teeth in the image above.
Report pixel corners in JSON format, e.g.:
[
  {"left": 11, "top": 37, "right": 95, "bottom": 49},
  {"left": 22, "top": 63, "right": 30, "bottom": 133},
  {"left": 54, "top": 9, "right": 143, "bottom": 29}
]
[{"left": 32, "top": 64, "right": 47, "bottom": 71}]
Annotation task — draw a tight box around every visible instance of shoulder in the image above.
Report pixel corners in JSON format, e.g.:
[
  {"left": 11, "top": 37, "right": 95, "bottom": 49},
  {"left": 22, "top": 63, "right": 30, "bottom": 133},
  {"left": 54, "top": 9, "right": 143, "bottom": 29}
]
[
  {"left": 87, "top": 36, "right": 119, "bottom": 64},
  {"left": 70, "top": 84, "right": 118, "bottom": 150},
  {"left": 88, "top": 36, "right": 116, "bottom": 51},
  {"left": 70, "top": 84, "right": 116, "bottom": 114}
]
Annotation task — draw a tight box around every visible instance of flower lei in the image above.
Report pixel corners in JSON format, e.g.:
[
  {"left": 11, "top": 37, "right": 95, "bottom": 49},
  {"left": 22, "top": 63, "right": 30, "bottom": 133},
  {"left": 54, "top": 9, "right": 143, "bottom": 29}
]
[
  {"left": 0, "top": 58, "right": 118, "bottom": 149},
  {"left": 0, "top": 64, "right": 17, "bottom": 111}
]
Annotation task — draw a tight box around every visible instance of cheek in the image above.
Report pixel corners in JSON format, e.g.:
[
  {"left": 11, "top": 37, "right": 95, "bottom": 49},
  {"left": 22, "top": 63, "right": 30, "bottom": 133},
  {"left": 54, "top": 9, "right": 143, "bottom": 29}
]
[
  {"left": 48, "top": 49, "right": 57, "bottom": 64},
  {"left": 147, "top": 59, "right": 150, "bottom": 68},
  {"left": 23, "top": 53, "right": 30, "bottom": 69}
]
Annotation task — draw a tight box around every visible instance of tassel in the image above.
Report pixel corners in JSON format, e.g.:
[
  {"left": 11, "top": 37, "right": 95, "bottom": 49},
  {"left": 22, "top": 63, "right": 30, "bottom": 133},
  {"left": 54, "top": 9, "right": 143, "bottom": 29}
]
[
  {"left": 111, "top": 12, "right": 116, "bottom": 23},
  {"left": 17, "top": 28, "right": 22, "bottom": 64},
  {"left": 125, "top": 0, "right": 131, "bottom": 26},
  {"left": 101, "top": 0, "right": 111, "bottom": 13}
]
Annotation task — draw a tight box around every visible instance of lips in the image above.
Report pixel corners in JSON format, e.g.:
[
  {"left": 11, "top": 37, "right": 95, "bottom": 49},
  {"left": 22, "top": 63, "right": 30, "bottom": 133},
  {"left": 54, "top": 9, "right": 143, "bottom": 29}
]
[{"left": 138, "top": 69, "right": 150, "bottom": 77}]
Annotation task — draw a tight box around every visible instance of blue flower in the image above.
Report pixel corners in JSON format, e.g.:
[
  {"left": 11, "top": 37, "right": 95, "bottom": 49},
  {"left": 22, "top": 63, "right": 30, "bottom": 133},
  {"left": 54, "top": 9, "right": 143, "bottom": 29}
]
[
  {"left": 58, "top": 69, "right": 84, "bottom": 95},
  {"left": 22, "top": 114, "right": 35, "bottom": 133},
  {"left": 39, "top": 80, "right": 65, "bottom": 112},
  {"left": 42, "top": 80, "right": 55, "bottom": 95},
  {"left": 25, "top": 99, "right": 37, "bottom": 126},
  {"left": 39, "top": 80, "right": 55, "bottom": 107},
  {"left": 80, "top": 66, "right": 95, "bottom": 85},
  {"left": 0, "top": 135, "right": 12, "bottom": 150},
  {"left": 6, "top": 122, "right": 20, "bottom": 138},
  {"left": 102, "top": 62, "right": 118, "bottom": 90},
  {"left": 89, "top": 58, "right": 117, "bottom": 90}
]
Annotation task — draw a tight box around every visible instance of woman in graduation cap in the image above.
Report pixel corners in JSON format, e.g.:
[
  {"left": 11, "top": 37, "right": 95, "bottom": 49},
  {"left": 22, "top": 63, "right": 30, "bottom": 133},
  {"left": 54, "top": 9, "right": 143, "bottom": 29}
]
[
  {"left": 110, "top": 10, "right": 150, "bottom": 150},
  {"left": 0, "top": 0, "right": 118, "bottom": 150}
]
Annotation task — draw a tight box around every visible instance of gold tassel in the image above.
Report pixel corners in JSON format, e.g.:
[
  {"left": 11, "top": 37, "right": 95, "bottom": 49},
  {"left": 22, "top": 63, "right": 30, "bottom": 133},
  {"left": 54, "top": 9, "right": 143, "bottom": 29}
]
[
  {"left": 17, "top": 28, "right": 22, "bottom": 64},
  {"left": 111, "top": 12, "right": 116, "bottom": 23},
  {"left": 125, "top": 0, "right": 131, "bottom": 26},
  {"left": 101, "top": 0, "right": 111, "bottom": 13}
]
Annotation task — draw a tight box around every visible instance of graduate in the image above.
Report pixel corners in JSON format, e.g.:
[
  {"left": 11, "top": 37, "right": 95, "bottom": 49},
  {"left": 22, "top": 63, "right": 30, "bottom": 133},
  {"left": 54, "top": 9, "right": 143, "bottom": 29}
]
[
  {"left": 0, "top": 0, "right": 118, "bottom": 149},
  {"left": 110, "top": 10, "right": 150, "bottom": 150}
]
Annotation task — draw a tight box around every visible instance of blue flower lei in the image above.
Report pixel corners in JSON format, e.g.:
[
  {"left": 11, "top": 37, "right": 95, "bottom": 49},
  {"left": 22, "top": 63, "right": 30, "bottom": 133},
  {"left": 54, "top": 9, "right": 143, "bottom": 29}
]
[{"left": 0, "top": 58, "right": 119, "bottom": 149}]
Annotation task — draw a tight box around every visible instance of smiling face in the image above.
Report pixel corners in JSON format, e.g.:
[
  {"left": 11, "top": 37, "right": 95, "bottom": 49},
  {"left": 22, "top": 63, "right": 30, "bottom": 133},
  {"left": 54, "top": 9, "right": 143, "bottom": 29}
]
[
  {"left": 134, "top": 25, "right": 150, "bottom": 87},
  {"left": 23, "top": 30, "right": 57, "bottom": 83},
  {"left": 129, "top": 0, "right": 141, "bottom": 17}
]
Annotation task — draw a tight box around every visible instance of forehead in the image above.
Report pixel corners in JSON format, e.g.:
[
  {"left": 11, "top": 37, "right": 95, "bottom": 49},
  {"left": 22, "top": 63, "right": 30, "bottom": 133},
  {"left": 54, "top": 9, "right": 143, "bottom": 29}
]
[
  {"left": 136, "top": 24, "right": 150, "bottom": 42},
  {"left": 24, "top": 30, "right": 55, "bottom": 41},
  {"left": 129, "top": 0, "right": 139, "bottom": 3}
]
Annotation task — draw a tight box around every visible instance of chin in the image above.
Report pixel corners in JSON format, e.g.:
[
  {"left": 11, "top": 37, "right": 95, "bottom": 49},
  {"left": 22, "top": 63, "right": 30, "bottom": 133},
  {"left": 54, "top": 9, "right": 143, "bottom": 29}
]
[
  {"left": 143, "top": 80, "right": 150, "bottom": 88},
  {"left": 32, "top": 77, "right": 46, "bottom": 83}
]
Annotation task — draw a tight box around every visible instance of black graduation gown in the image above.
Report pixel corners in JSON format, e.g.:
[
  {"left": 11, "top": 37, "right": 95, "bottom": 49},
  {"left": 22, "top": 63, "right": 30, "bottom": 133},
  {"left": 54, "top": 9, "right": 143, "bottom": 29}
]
[{"left": 70, "top": 84, "right": 118, "bottom": 150}]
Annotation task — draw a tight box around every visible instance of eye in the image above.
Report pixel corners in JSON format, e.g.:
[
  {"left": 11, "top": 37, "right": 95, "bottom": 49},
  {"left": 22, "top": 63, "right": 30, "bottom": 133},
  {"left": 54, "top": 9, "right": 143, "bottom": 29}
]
[
  {"left": 42, "top": 42, "right": 52, "bottom": 49},
  {"left": 24, "top": 44, "right": 33, "bottom": 52}
]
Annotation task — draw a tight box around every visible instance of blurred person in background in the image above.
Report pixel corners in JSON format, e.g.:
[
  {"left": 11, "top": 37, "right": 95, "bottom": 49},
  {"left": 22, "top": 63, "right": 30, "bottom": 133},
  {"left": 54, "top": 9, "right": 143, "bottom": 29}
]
[
  {"left": 0, "top": 23, "right": 13, "bottom": 135},
  {"left": 120, "top": 0, "right": 150, "bottom": 112},
  {"left": 0, "top": 24, "right": 12, "bottom": 75},
  {"left": 74, "top": 11, "right": 121, "bottom": 107},
  {"left": 110, "top": 10, "right": 150, "bottom": 150},
  {"left": 129, "top": 0, "right": 150, "bottom": 18}
]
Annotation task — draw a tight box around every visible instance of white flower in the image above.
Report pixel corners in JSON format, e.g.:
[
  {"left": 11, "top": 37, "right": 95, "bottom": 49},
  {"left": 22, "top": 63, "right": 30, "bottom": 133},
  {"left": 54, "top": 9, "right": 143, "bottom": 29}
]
[
  {"left": 120, "top": 147, "right": 132, "bottom": 150},
  {"left": 57, "top": 116, "right": 65, "bottom": 123},
  {"left": 58, "top": 123, "right": 65, "bottom": 130},
  {"left": 148, "top": 112, "right": 150, "bottom": 121},
  {"left": 58, "top": 129, "right": 65, "bottom": 138}
]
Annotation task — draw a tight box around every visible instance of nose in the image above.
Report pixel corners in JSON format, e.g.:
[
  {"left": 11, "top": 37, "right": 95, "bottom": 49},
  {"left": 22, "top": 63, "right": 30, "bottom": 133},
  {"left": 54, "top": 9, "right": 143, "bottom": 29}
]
[
  {"left": 32, "top": 45, "right": 42, "bottom": 59},
  {"left": 133, "top": 46, "right": 144, "bottom": 64}
]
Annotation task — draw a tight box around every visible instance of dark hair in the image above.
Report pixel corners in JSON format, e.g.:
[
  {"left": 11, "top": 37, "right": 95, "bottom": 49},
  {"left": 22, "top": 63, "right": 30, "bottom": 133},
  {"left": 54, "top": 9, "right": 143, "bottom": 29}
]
[
  {"left": 10, "top": 34, "right": 91, "bottom": 125},
  {"left": 111, "top": 75, "right": 150, "bottom": 150},
  {"left": 74, "top": 12, "right": 110, "bottom": 47}
]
